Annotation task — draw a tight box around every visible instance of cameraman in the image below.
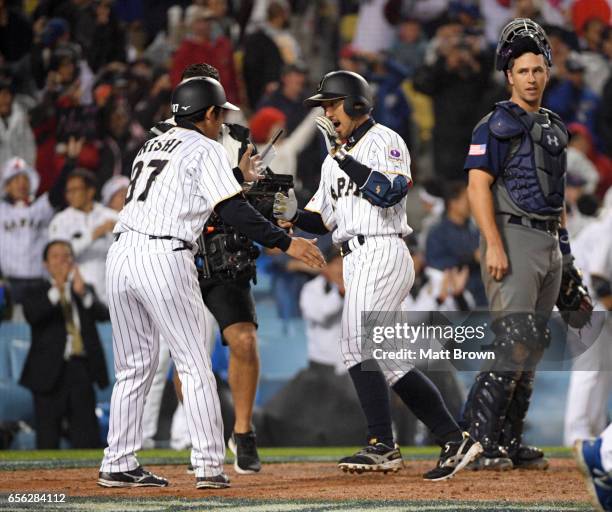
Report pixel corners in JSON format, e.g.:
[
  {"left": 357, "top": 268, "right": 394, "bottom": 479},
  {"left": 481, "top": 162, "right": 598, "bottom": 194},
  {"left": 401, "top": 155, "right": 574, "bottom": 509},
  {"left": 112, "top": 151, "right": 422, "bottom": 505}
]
[
  {"left": 145, "top": 63, "right": 270, "bottom": 474},
  {"left": 413, "top": 21, "right": 492, "bottom": 180}
]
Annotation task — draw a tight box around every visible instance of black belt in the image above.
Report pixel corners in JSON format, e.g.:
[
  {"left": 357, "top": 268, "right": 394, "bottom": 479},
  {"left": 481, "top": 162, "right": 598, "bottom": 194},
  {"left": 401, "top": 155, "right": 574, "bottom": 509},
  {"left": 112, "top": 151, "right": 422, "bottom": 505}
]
[
  {"left": 114, "top": 233, "right": 193, "bottom": 251},
  {"left": 340, "top": 234, "right": 402, "bottom": 257},
  {"left": 508, "top": 214, "right": 559, "bottom": 234}
]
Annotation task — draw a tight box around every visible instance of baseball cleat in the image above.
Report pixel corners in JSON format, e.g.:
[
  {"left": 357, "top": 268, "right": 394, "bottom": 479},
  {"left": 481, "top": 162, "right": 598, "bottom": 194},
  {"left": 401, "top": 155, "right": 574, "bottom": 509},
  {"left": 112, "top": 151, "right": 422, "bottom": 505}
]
[
  {"left": 186, "top": 463, "right": 195, "bottom": 474},
  {"left": 466, "top": 445, "right": 513, "bottom": 471},
  {"left": 196, "top": 472, "right": 231, "bottom": 489},
  {"left": 423, "top": 432, "right": 483, "bottom": 481},
  {"left": 338, "top": 440, "right": 404, "bottom": 474},
  {"left": 574, "top": 438, "right": 612, "bottom": 512},
  {"left": 97, "top": 466, "right": 169, "bottom": 488},
  {"left": 228, "top": 431, "right": 261, "bottom": 474},
  {"left": 511, "top": 445, "right": 549, "bottom": 470}
]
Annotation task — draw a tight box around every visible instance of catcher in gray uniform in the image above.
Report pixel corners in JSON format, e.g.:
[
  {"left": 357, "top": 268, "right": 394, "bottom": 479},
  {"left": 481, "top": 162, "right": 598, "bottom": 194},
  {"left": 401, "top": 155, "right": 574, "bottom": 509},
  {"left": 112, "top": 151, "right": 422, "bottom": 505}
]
[{"left": 461, "top": 19, "right": 593, "bottom": 471}]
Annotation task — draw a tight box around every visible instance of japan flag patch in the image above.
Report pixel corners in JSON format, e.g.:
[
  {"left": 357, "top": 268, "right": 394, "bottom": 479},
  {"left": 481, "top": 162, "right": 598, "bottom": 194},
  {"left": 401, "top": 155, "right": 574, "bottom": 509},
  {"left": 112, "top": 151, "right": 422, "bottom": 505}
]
[{"left": 469, "top": 144, "right": 486, "bottom": 156}]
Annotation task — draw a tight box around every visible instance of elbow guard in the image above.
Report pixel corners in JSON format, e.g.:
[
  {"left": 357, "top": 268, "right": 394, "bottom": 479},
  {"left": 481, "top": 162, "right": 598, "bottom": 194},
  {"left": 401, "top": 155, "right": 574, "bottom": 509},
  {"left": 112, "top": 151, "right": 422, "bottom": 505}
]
[{"left": 360, "top": 171, "right": 409, "bottom": 208}]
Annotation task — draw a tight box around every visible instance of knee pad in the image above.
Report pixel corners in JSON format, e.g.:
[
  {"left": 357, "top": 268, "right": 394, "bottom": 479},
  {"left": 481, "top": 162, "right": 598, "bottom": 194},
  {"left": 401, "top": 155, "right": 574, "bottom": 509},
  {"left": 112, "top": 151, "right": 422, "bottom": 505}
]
[{"left": 491, "top": 313, "right": 549, "bottom": 366}]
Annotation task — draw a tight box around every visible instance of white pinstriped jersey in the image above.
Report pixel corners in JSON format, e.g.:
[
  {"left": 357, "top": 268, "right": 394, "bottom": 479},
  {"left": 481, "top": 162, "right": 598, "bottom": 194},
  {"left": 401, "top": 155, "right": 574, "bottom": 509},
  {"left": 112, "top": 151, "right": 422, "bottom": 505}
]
[
  {"left": 115, "top": 126, "right": 242, "bottom": 244},
  {"left": 0, "top": 196, "right": 54, "bottom": 278},
  {"left": 304, "top": 123, "right": 413, "bottom": 244}
]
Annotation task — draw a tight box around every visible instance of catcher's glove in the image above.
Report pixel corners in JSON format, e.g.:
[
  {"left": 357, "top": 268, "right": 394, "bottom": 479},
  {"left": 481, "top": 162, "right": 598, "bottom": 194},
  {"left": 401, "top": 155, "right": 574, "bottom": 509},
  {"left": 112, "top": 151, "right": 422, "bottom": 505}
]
[{"left": 556, "top": 260, "right": 593, "bottom": 329}]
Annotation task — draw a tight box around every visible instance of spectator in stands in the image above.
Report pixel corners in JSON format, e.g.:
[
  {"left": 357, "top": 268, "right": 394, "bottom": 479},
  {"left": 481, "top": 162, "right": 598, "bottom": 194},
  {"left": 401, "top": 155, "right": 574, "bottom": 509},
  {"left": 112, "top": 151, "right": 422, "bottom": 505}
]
[
  {"left": 97, "top": 97, "right": 145, "bottom": 187},
  {"left": 416, "top": 178, "right": 445, "bottom": 251},
  {"left": 0, "top": 0, "right": 33, "bottom": 63},
  {"left": 131, "top": 63, "right": 173, "bottom": 131},
  {"left": 567, "top": 123, "right": 601, "bottom": 196},
  {"left": 19, "top": 239, "right": 109, "bottom": 449},
  {"left": 425, "top": 181, "right": 486, "bottom": 306},
  {"left": 30, "top": 45, "right": 99, "bottom": 194},
  {"left": 352, "top": 0, "right": 395, "bottom": 53},
  {"left": 170, "top": 6, "right": 239, "bottom": 103},
  {"left": 369, "top": 53, "right": 413, "bottom": 145},
  {"left": 249, "top": 106, "right": 319, "bottom": 183},
  {"left": 389, "top": 18, "right": 427, "bottom": 78},
  {"left": 565, "top": 172, "right": 591, "bottom": 238},
  {"left": 243, "top": 1, "right": 293, "bottom": 109},
  {"left": 208, "top": 0, "right": 240, "bottom": 45},
  {"left": 29, "top": 17, "right": 72, "bottom": 91},
  {"left": 597, "top": 29, "right": 612, "bottom": 158},
  {"left": 544, "top": 53, "right": 600, "bottom": 142},
  {"left": 0, "top": 76, "right": 35, "bottom": 169},
  {"left": 257, "top": 63, "right": 308, "bottom": 134},
  {"left": 48, "top": 169, "right": 117, "bottom": 304},
  {"left": 568, "top": 122, "right": 612, "bottom": 201},
  {"left": 300, "top": 248, "right": 346, "bottom": 375},
  {"left": 38, "top": 0, "right": 125, "bottom": 73},
  {"left": 101, "top": 175, "right": 129, "bottom": 213},
  {"left": 0, "top": 157, "right": 70, "bottom": 304},
  {"left": 414, "top": 22, "right": 492, "bottom": 180}
]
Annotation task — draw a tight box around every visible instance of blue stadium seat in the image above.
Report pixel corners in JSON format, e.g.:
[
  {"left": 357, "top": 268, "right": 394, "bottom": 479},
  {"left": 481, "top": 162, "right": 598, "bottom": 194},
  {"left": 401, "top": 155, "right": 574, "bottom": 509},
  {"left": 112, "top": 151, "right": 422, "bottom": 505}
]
[
  {"left": 0, "top": 381, "right": 33, "bottom": 423},
  {"left": 0, "top": 339, "right": 10, "bottom": 382},
  {"left": 8, "top": 338, "right": 30, "bottom": 383},
  {"left": 0, "top": 322, "right": 30, "bottom": 381}
]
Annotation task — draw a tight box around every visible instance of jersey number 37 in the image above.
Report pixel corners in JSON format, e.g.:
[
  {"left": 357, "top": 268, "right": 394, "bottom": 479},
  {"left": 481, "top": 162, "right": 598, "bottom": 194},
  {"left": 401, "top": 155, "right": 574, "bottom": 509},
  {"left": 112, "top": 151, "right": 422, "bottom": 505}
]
[{"left": 124, "top": 159, "right": 169, "bottom": 205}]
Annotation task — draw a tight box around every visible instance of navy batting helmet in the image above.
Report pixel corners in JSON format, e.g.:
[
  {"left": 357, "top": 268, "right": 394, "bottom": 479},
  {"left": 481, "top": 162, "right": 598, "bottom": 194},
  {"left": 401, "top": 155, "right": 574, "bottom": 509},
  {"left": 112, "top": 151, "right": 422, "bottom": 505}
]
[
  {"left": 496, "top": 18, "right": 552, "bottom": 72},
  {"left": 171, "top": 77, "right": 239, "bottom": 118},
  {"left": 304, "top": 70, "right": 373, "bottom": 118}
]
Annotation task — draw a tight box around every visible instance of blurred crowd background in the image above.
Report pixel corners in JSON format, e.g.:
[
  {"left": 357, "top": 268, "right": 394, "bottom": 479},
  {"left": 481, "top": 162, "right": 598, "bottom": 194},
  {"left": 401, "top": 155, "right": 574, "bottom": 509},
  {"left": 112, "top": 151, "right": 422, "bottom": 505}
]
[{"left": 0, "top": 0, "right": 611, "bottom": 450}]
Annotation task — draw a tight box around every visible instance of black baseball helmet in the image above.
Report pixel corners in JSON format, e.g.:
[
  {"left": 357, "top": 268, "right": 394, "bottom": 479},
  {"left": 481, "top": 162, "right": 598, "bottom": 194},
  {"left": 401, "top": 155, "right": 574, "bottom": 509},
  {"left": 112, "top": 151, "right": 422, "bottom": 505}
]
[
  {"left": 496, "top": 18, "right": 552, "bottom": 71},
  {"left": 171, "top": 77, "right": 239, "bottom": 117},
  {"left": 304, "top": 70, "right": 373, "bottom": 118}
]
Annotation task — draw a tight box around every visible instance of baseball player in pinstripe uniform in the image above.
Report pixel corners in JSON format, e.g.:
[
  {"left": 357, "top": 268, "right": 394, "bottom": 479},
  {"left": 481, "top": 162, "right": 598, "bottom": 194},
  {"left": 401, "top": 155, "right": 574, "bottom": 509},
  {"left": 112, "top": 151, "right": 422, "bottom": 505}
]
[
  {"left": 97, "top": 77, "right": 324, "bottom": 489},
  {"left": 274, "top": 70, "right": 482, "bottom": 480},
  {"left": 143, "top": 63, "right": 277, "bottom": 473}
]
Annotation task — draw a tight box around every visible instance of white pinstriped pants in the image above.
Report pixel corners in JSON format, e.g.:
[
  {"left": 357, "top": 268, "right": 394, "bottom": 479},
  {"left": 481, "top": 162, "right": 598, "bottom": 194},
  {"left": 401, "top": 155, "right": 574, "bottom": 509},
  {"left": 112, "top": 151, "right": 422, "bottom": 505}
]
[
  {"left": 341, "top": 236, "right": 415, "bottom": 386},
  {"left": 99, "top": 231, "right": 224, "bottom": 478}
]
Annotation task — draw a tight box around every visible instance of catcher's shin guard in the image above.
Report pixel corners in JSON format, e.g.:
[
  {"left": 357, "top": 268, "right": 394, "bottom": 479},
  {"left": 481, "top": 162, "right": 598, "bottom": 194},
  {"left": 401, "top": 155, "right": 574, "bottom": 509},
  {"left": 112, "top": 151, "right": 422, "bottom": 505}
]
[
  {"left": 500, "top": 371, "right": 549, "bottom": 469},
  {"left": 465, "top": 370, "right": 518, "bottom": 456}
]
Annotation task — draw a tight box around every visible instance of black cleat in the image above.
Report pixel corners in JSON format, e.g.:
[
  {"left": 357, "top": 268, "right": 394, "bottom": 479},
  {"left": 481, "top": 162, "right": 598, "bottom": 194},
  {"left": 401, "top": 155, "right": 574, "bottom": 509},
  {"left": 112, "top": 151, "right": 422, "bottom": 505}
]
[
  {"left": 512, "top": 445, "right": 549, "bottom": 470},
  {"left": 338, "top": 440, "right": 404, "bottom": 474},
  {"left": 97, "top": 466, "right": 169, "bottom": 488},
  {"left": 424, "top": 432, "right": 484, "bottom": 481},
  {"left": 228, "top": 431, "right": 261, "bottom": 474},
  {"left": 467, "top": 446, "right": 514, "bottom": 471},
  {"left": 196, "top": 472, "right": 231, "bottom": 489}
]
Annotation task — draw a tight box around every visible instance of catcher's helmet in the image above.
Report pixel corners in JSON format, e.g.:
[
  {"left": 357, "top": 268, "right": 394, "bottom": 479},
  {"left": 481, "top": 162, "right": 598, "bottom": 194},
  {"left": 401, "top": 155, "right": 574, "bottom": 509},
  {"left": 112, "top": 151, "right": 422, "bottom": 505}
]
[
  {"left": 171, "top": 77, "right": 239, "bottom": 118},
  {"left": 304, "top": 70, "right": 373, "bottom": 118},
  {"left": 496, "top": 18, "right": 552, "bottom": 71}
]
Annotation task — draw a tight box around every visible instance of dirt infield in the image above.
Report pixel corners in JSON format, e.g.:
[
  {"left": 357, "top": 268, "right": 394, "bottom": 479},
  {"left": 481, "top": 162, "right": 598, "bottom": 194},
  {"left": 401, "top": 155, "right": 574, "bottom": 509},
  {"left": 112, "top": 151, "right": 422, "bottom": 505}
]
[{"left": 0, "top": 459, "right": 589, "bottom": 503}]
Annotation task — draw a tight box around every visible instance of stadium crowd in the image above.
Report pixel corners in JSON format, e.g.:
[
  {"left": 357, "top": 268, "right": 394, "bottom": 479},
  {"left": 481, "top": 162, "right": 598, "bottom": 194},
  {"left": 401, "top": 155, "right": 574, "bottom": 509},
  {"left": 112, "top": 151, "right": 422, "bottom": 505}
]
[{"left": 0, "top": 0, "right": 611, "bottom": 449}]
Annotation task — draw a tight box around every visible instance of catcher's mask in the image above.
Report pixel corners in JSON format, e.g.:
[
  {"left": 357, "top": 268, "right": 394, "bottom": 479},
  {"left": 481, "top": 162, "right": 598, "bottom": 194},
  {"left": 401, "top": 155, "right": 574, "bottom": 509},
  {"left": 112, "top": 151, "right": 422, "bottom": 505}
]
[{"left": 496, "top": 18, "right": 552, "bottom": 72}]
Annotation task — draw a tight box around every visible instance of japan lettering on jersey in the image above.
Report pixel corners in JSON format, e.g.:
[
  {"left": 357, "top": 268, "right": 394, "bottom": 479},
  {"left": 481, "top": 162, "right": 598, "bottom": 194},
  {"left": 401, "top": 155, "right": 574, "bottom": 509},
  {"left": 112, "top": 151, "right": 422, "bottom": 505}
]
[
  {"left": 116, "top": 127, "right": 242, "bottom": 244},
  {"left": 305, "top": 123, "right": 413, "bottom": 243}
]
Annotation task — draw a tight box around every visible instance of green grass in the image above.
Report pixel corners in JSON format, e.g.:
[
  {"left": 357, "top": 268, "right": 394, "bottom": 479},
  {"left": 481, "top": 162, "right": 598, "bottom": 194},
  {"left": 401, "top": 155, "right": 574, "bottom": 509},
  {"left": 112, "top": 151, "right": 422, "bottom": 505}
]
[
  {"left": 0, "top": 446, "right": 574, "bottom": 471},
  {"left": 0, "top": 445, "right": 573, "bottom": 461}
]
